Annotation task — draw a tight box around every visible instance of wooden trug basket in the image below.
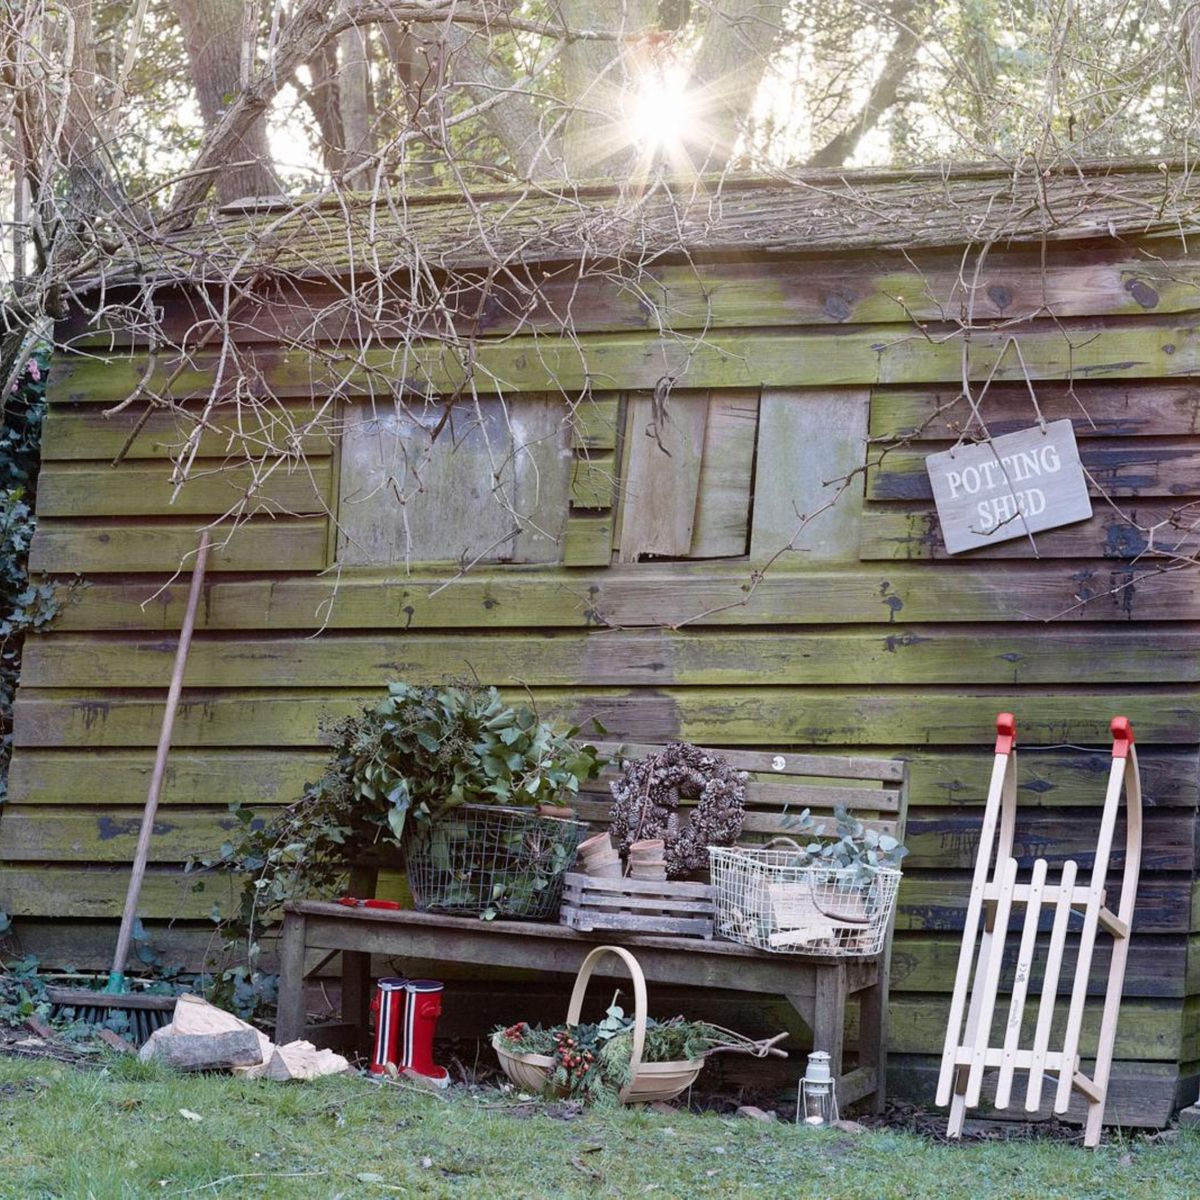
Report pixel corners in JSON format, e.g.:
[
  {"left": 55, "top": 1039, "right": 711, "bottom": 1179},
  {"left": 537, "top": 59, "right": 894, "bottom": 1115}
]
[
  {"left": 491, "top": 945, "right": 704, "bottom": 1104},
  {"left": 559, "top": 872, "right": 715, "bottom": 937}
]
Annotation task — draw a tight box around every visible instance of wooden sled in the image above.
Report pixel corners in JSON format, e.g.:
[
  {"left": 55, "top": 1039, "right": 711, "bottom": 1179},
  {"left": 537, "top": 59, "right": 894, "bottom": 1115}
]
[{"left": 936, "top": 714, "right": 1142, "bottom": 1147}]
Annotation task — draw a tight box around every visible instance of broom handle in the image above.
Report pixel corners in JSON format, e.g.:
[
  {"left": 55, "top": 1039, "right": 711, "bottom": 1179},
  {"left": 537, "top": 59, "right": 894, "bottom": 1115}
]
[{"left": 110, "top": 532, "right": 210, "bottom": 979}]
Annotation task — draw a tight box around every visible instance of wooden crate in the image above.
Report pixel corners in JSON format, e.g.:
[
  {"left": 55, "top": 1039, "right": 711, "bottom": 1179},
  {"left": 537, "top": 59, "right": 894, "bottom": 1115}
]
[{"left": 559, "top": 872, "right": 715, "bottom": 938}]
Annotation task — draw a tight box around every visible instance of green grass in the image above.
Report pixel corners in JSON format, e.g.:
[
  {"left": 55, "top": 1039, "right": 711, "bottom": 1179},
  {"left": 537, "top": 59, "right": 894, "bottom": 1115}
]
[{"left": 2, "top": 1054, "right": 1198, "bottom": 1200}]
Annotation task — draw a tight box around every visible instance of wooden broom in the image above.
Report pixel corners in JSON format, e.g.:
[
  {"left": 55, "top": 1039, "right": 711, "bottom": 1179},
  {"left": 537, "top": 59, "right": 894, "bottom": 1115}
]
[{"left": 48, "top": 532, "right": 210, "bottom": 1043}]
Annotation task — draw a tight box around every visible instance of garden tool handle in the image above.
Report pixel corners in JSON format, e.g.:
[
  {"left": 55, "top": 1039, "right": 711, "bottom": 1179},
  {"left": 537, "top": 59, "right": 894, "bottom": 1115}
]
[
  {"left": 566, "top": 945, "right": 647, "bottom": 1101},
  {"left": 110, "top": 532, "right": 210, "bottom": 979}
]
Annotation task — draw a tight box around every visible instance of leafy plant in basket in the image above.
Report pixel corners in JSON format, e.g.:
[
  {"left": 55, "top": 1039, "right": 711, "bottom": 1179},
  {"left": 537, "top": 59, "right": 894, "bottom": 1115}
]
[
  {"left": 789, "top": 806, "right": 909, "bottom": 881},
  {"left": 201, "top": 682, "right": 604, "bottom": 930}
]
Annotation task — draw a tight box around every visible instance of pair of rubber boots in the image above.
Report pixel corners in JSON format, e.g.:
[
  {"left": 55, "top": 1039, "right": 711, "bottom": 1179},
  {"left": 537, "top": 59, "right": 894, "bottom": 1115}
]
[{"left": 369, "top": 977, "right": 450, "bottom": 1087}]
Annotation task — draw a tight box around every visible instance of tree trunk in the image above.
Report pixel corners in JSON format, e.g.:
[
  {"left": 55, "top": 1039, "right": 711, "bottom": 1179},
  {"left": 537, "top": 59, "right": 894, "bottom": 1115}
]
[
  {"left": 806, "top": 2, "right": 925, "bottom": 169},
  {"left": 301, "top": 40, "right": 347, "bottom": 176},
  {"left": 338, "top": 6, "right": 375, "bottom": 184},
  {"left": 172, "top": 0, "right": 280, "bottom": 204},
  {"left": 558, "top": 0, "right": 656, "bottom": 179},
  {"left": 383, "top": 21, "right": 555, "bottom": 180},
  {"left": 687, "top": 0, "right": 784, "bottom": 170},
  {"left": 59, "top": 0, "right": 123, "bottom": 221}
]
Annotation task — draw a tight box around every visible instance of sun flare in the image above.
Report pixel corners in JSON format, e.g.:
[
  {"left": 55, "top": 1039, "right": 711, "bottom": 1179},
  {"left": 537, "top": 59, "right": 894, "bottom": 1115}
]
[{"left": 624, "top": 63, "right": 697, "bottom": 156}]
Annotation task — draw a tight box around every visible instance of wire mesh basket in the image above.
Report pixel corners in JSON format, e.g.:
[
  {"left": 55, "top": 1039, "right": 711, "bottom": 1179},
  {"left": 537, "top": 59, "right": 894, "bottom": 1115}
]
[
  {"left": 709, "top": 843, "right": 901, "bottom": 957},
  {"left": 406, "top": 804, "right": 586, "bottom": 920}
]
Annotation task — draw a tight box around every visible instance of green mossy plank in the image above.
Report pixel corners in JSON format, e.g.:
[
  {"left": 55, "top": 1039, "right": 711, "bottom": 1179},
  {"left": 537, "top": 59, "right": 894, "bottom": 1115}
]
[
  {"left": 41, "top": 401, "right": 334, "bottom": 461},
  {"left": 6, "top": 748, "right": 326, "bottom": 807},
  {"left": 21, "top": 627, "right": 1200, "bottom": 689},
  {"left": 4, "top": 919, "right": 264, "bottom": 973},
  {"left": 569, "top": 452, "right": 617, "bottom": 508},
  {"left": 13, "top": 687, "right": 1200, "bottom": 748},
  {"left": 890, "top": 932, "right": 1194, "bottom": 998},
  {"left": 899, "top": 745, "right": 1198, "bottom": 808},
  {"left": 886, "top": 1055, "right": 1185, "bottom": 1129},
  {"left": 47, "top": 562, "right": 1197, "bottom": 631},
  {"left": 870, "top": 382, "right": 1200, "bottom": 442},
  {"left": 56, "top": 245, "right": 1200, "bottom": 347},
  {"left": 0, "top": 806, "right": 280, "bottom": 863},
  {"left": 896, "top": 874, "right": 1192, "bottom": 934},
  {"left": 563, "top": 515, "right": 614, "bottom": 566},
  {"left": 0, "top": 866, "right": 239, "bottom": 919},
  {"left": 9, "top": 745, "right": 1194, "bottom": 810},
  {"left": 36, "top": 460, "right": 332, "bottom": 517},
  {"left": 905, "top": 806, "right": 1194, "bottom": 872},
  {"left": 859, "top": 498, "right": 1195, "bottom": 560},
  {"left": 867, "top": 439, "right": 1200, "bottom": 502},
  {"left": 6, "top": 803, "right": 1180, "bottom": 879},
  {"left": 6, "top": 748, "right": 325, "bottom": 807},
  {"left": 882, "top": 994, "right": 1191, "bottom": 1062},
  {"left": 570, "top": 397, "right": 619, "bottom": 450},
  {"left": 46, "top": 317, "right": 1200, "bottom": 406},
  {"left": 28, "top": 520, "right": 329, "bottom": 572}
]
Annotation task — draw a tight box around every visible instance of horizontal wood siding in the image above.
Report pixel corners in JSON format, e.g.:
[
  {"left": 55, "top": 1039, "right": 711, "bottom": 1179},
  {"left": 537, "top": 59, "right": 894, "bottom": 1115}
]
[{"left": 6, "top": 237, "right": 1199, "bottom": 1125}]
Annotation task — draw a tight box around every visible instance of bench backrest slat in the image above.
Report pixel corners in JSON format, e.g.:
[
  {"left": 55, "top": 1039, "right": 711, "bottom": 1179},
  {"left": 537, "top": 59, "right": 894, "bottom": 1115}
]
[{"left": 579, "top": 741, "right": 909, "bottom": 845}]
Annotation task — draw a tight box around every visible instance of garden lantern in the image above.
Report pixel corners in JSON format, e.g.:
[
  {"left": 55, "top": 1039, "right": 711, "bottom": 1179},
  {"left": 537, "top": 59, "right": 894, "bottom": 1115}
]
[{"left": 798, "top": 1050, "right": 839, "bottom": 1126}]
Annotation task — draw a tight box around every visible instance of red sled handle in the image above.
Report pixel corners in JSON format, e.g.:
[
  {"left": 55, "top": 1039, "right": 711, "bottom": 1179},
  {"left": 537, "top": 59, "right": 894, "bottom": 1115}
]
[
  {"left": 1111, "top": 716, "right": 1134, "bottom": 759},
  {"left": 994, "top": 712, "right": 1016, "bottom": 756}
]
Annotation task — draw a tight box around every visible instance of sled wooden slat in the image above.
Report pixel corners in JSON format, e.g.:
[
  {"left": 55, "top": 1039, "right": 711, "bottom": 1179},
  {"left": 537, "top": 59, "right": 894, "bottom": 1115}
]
[
  {"left": 995, "top": 857, "right": 1047, "bottom": 1110},
  {"left": 1026, "top": 859, "right": 1077, "bottom": 1111},
  {"left": 938, "top": 714, "right": 1143, "bottom": 1148}
]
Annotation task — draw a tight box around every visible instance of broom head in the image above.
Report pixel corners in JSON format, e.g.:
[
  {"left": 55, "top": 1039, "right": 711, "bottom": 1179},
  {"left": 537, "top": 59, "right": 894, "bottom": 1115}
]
[{"left": 47, "top": 985, "right": 179, "bottom": 1046}]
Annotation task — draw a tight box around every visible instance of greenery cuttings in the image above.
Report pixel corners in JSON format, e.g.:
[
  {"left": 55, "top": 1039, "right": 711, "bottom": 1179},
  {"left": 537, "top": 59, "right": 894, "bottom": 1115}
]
[
  {"left": 204, "top": 683, "right": 603, "bottom": 928},
  {"left": 609, "top": 742, "right": 746, "bottom": 878},
  {"left": 784, "top": 806, "right": 909, "bottom": 881},
  {"left": 495, "top": 1008, "right": 767, "bottom": 1104}
]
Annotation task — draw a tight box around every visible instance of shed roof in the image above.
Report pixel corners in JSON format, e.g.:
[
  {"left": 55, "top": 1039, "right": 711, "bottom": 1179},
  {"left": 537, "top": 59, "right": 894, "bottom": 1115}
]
[{"left": 95, "top": 159, "right": 1200, "bottom": 289}]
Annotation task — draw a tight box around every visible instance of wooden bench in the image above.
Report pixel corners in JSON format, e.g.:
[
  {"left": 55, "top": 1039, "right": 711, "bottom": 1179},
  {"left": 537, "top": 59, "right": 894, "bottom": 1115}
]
[{"left": 274, "top": 743, "right": 907, "bottom": 1110}]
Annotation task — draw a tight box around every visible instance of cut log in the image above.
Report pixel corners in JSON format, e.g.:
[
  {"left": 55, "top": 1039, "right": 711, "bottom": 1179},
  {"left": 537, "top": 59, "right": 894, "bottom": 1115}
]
[{"left": 141, "top": 1027, "right": 264, "bottom": 1071}]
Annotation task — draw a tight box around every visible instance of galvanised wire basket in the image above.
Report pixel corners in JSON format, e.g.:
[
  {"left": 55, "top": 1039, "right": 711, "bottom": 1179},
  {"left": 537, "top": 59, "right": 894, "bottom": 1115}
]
[
  {"left": 406, "top": 804, "right": 586, "bottom": 920},
  {"left": 709, "top": 842, "right": 901, "bottom": 957}
]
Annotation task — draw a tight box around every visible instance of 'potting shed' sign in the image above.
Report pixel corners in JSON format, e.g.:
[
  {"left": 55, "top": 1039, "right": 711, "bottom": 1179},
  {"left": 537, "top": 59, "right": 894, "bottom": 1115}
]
[{"left": 924, "top": 419, "right": 1092, "bottom": 554}]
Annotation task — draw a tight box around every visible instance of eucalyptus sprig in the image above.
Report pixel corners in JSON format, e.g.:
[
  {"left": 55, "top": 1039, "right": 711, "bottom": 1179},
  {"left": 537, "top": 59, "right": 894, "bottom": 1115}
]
[{"left": 786, "top": 805, "right": 908, "bottom": 882}]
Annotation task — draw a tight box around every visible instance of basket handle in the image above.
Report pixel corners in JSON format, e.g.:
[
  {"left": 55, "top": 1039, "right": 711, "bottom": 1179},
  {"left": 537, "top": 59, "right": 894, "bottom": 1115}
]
[
  {"left": 763, "top": 836, "right": 807, "bottom": 852},
  {"left": 565, "top": 945, "right": 647, "bottom": 1103}
]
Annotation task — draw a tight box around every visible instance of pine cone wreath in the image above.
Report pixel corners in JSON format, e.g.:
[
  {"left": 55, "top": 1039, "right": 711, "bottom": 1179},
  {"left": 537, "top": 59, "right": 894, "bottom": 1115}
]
[{"left": 609, "top": 742, "right": 747, "bottom": 878}]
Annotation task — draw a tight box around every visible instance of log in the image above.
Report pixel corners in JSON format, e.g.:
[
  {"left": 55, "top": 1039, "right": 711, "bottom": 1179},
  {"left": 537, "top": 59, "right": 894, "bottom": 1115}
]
[{"left": 142, "top": 1027, "right": 264, "bottom": 1071}]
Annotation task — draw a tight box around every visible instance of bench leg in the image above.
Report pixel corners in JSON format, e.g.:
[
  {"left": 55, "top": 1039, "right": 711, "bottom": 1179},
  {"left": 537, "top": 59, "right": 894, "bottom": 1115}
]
[
  {"left": 275, "top": 912, "right": 308, "bottom": 1044},
  {"left": 858, "top": 967, "right": 888, "bottom": 1114},
  {"left": 341, "top": 950, "right": 372, "bottom": 1055},
  {"left": 812, "top": 963, "right": 847, "bottom": 1086}
]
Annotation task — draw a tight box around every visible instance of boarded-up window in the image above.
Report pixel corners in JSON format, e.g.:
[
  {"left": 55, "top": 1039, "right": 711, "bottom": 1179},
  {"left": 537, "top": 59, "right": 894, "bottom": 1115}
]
[
  {"left": 337, "top": 395, "right": 571, "bottom": 566},
  {"left": 615, "top": 391, "right": 759, "bottom": 562}
]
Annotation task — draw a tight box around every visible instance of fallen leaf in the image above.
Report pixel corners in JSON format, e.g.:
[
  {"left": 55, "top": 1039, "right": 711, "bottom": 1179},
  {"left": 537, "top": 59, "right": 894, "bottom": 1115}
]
[
  {"left": 355, "top": 1173, "right": 385, "bottom": 1184},
  {"left": 178, "top": 1109, "right": 203, "bottom": 1122},
  {"left": 570, "top": 1155, "right": 602, "bottom": 1182}
]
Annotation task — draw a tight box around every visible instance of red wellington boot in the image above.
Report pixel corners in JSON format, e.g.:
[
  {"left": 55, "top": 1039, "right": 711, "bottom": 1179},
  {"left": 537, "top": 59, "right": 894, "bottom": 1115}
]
[
  {"left": 400, "top": 980, "right": 450, "bottom": 1087},
  {"left": 369, "top": 977, "right": 408, "bottom": 1075}
]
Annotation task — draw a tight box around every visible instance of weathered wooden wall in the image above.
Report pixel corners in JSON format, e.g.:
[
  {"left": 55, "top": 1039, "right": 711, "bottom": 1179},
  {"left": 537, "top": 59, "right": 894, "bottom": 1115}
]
[{"left": 5, "top": 231, "right": 1200, "bottom": 1125}]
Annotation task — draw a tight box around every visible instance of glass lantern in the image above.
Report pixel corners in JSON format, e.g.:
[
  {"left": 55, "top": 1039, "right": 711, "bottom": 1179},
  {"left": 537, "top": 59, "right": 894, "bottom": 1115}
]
[{"left": 797, "top": 1050, "right": 839, "bottom": 1126}]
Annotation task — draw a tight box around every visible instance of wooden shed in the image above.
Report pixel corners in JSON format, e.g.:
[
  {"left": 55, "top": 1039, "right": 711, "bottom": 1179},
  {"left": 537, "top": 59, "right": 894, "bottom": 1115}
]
[{"left": 6, "top": 160, "right": 1200, "bottom": 1124}]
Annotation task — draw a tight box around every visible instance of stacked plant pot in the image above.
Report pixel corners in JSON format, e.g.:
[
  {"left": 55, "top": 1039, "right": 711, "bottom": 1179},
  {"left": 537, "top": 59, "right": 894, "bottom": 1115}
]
[
  {"left": 627, "top": 839, "right": 666, "bottom": 880},
  {"left": 577, "top": 832, "right": 622, "bottom": 878}
]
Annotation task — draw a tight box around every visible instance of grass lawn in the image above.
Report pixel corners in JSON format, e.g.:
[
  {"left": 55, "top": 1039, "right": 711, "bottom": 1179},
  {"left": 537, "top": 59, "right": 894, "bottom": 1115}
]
[{"left": 1, "top": 1053, "right": 1197, "bottom": 1200}]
